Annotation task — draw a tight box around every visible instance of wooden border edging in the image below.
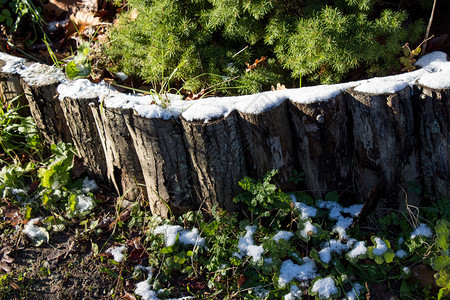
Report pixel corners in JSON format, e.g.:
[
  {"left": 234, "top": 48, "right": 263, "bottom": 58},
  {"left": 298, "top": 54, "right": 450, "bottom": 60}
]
[{"left": 1, "top": 53, "right": 448, "bottom": 216}]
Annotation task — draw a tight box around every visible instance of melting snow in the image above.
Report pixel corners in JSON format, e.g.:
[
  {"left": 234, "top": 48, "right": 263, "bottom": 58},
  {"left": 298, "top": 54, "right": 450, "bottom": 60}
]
[
  {"left": 0, "top": 52, "right": 26, "bottom": 73},
  {"left": 345, "top": 282, "right": 364, "bottom": 300},
  {"left": 1, "top": 51, "right": 449, "bottom": 123},
  {"left": 284, "top": 285, "right": 302, "bottom": 300},
  {"left": 106, "top": 244, "right": 126, "bottom": 262},
  {"left": 395, "top": 249, "right": 408, "bottom": 258},
  {"left": 290, "top": 194, "right": 317, "bottom": 220},
  {"left": 278, "top": 258, "right": 318, "bottom": 287},
  {"left": 347, "top": 241, "right": 367, "bottom": 258},
  {"left": 81, "top": 177, "right": 98, "bottom": 193},
  {"left": 135, "top": 280, "right": 159, "bottom": 300},
  {"left": 319, "top": 239, "right": 353, "bottom": 263},
  {"left": 57, "top": 79, "right": 115, "bottom": 101},
  {"left": 311, "top": 277, "right": 338, "bottom": 299},
  {"left": 153, "top": 224, "right": 205, "bottom": 247},
  {"left": 300, "top": 220, "right": 317, "bottom": 239},
  {"left": 273, "top": 231, "right": 295, "bottom": 242},
  {"left": 372, "top": 238, "right": 388, "bottom": 255},
  {"left": 75, "top": 194, "right": 95, "bottom": 213},
  {"left": 235, "top": 225, "right": 264, "bottom": 262},
  {"left": 410, "top": 223, "right": 433, "bottom": 239},
  {"left": 23, "top": 218, "right": 48, "bottom": 244}
]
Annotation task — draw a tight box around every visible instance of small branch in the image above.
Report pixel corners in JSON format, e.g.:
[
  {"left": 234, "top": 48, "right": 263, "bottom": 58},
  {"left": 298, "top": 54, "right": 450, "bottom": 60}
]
[{"left": 423, "top": 0, "right": 437, "bottom": 53}]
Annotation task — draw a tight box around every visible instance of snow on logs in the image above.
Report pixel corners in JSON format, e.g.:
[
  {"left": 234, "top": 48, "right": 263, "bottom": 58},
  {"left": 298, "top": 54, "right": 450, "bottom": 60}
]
[{"left": 0, "top": 51, "right": 449, "bottom": 217}]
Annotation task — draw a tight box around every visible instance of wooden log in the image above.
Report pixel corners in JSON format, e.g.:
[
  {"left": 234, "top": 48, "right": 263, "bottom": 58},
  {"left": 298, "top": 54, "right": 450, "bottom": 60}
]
[
  {"left": 0, "top": 60, "right": 29, "bottom": 115},
  {"left": 347, "top": 86, "right": 421, "bottom": 209},
  {"left": 238, "top": 100, "right": 298, "bottom": 188},
  {"left": 413, "top": 84, "right": 449, "bottom": 201},
  {"left": 90, "top": 104, "right": 147, "bottom": 202},
  {"left": 59, "top": 96, "right": 108, "bottom": 182},
  {"left": 124, "top": 112, "right": 194, "bottom": 217},
  {"left": 19, "top": 63, "right": 71, "bottom": 145},
  {"left": 287, "top": 93, "right": 353, "bottom": 200},
  {"left": 181, "top": 111, "right": 246, "bottom": 212}
]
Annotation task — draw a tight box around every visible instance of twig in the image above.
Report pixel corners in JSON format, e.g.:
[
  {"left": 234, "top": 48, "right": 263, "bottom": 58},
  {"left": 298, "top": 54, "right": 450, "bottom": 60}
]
[{"left": 423, "top": 0, "right": 437, "bottom": 53}]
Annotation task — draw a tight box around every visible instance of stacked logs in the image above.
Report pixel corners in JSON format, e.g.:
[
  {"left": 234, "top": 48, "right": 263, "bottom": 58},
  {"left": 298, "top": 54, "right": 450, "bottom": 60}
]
[{"left": 1, "top": 55, "right": 448, "bottom": 217}]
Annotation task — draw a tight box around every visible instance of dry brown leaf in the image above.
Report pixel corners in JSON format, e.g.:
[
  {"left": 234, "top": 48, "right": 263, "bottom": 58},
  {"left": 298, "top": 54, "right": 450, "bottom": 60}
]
[
  {"left": 121, "top": 292, "right": 137, "bottom": 300},
  {"left": 0, "top": 248, "right": 14, "bottom": 273},
  {"left": 67, "top": 10, "right": 101, "bottom": 37}
]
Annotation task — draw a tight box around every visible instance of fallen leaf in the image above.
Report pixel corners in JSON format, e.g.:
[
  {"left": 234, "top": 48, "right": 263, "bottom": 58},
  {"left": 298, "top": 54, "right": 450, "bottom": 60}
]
[
  {"left": 237, "top": 274, "right": 247, "bottom": 287},
  {"left": 121, "top": 292, "right": 136, "bottom": 300},
  {"left": 3, "top": 206, "right": 23, "bottom": 226},
  {"left": 0, "top": 248, "right": 14, "bottom": 273}
]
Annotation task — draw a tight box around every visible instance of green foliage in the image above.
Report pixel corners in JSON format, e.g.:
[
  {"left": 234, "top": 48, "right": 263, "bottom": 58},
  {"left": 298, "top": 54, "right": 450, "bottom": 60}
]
[
  {"left": 65, "top": 42, "right": 92, "bottom": 80},
  {"left": 106, "top": 0, "right": 427, "bottom": 94},
  {"left": 233, "top": 169, "right": 293, "bottom": 227},
  {"left": 431, "top": 220, "right": 450, "bottom": 299},
  {"left": 0, "top": 100, "right": 42, "bottom": 161},
  {"left": 0, "top": 0, "right": 44, "bottom": 38}
]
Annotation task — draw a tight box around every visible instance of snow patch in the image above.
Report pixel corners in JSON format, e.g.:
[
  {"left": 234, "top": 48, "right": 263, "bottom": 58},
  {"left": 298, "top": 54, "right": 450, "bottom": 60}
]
[
  {"left": 347, "top": 241, "right": 367, "bottom": 258},
  {"left": 311, "top": 277, "right": 338, "bottom": 299},
  {"left": 278, "top": 258, "right": 318, "bottom": 287},
  {"left": 153, "top": 225, "right": 205, "bottom": 247},
  {"left": 106, "top": 244, "right": 126, "bottom": 262},
  {"left": 273, "top": 231, "right": 295, "bottom": 242},
  {"left": 372, "top": 238, "right": 388, "bottom": 255},
  {"left": 20, "top": 63, "right": 65, "bottom": 86},
  {"left": 135, "top": 280, "right": 159, "bottom": 300},
  {"left": 57, "top": 79, "right": 115, "bottom": 101},
  {"left": 290, "top": 194, "right": 317, "bottom": 220},
  {"left": 0, "top": 52, "right": 26, "bottom": 73},
  {"left": 235, "top": 225, "right": 264, "bottom": 262},
  {"left": 284, "top": 285, "right": 302, "bottom": 300},
  {"left": 300, "top": 220, "right": 317, "bottom": 239},
  {"left": 75, "top": 194, "right": 95, "bottom": 213},
  {"left": 81, "top": 177, "right": 98, "bottom": 193},
  {"left": 23, "top": 218, "right": 48, "bottom": 244},
  {"left": 410, "top": 223, "right": 433, "bottom": 239},
  {"left": 395, "top": 249, "right": 407, "bottom": 258},
  {"left": 345, "top": 282, "right": 364, "bottom": 300}
]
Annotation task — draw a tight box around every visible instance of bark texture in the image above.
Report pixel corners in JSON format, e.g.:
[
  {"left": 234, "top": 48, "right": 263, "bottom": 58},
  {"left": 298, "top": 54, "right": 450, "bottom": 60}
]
[
  {"left": 181, "top": 111, "right": 246, "bottom": 212},
  {"left": 347, "top": 87, "right": 421, "bottom": 209},
  {"left": 59, "top": 97, "right": 107, "bottom": 182},
  {"left": 288, "top": 94, "right": 353, "bottom": 200},
  {"left": 1, "top": 53, "right": 448, "bottom": 217},
  {"left": 125, "top": 113, "right": 194, "bottom": 217},
  {"left": 414, "top": 85, "right": 449, "bottom": 202},
  {"left": 239, "top": 101, "right": 297, "bottom": 189},
  {"left": 90, "top": 104, "right": 146, "bottom": 202},
  {"left": 21, "top": 79, "right": 71, "bottom": 145},
  {"left": 0, "top": 64, "right": 29, "bottom": 115}
]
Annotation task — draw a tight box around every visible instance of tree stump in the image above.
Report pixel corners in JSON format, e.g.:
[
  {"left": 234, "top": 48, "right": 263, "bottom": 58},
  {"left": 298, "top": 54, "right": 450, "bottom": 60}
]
[
  {"left": 288, "top": 93, "right": 353, "bottom": 200},
  {"left": 238, "top": 100, "right": 298, "bottom": 188},
  {"left": 59, "top": 96, "right": 108, "bottom": 182},
  {"left": 347, "top": 86, "right": 421, "bottom": 209},
  {"left": 124, "top": 112, "right": 194, "bottom": 217},
  {"left": 413, "top": 84, "right": 449, "bottom": 202},
  {"left": 181, "top": 111, "right": 246, "bottom": 212},
  {"left": 0, "top": 60, "right": 29, "bottom": 115},
  {"left": 19, "top": 63, "right": 71, "bottom": 145},
  {"left": 1, "top": 51, "right": 448, "bottom": 217},
  {"left": 90, "top": 104, "right": 147, "bottom": 203}
]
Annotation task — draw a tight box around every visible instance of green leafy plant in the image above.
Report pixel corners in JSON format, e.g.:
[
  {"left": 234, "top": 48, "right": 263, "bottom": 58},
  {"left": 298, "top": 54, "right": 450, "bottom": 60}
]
[
  {"left": 431, "top": 219, "right": 449, "bottom": 299},
  {"left": 65, "top": 42, "right": 92, "bottom": 80},
  {"left": 0, "top": 0, "right": 45, "bottom": 40}
]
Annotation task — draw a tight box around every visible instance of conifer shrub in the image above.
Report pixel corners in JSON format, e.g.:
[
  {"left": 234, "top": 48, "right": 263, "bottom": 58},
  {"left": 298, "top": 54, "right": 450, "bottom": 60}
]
[{"left": 105, "top": 0, "right": 428, "bottom": 95}]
